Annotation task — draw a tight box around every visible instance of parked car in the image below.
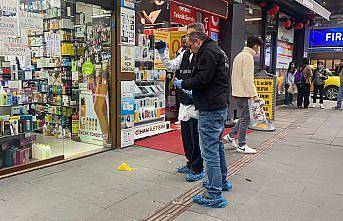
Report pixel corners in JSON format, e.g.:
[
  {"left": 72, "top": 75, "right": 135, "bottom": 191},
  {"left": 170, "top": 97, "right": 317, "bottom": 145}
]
[{"left": 310, "top": 65, "right": 341, "bottom": 100}]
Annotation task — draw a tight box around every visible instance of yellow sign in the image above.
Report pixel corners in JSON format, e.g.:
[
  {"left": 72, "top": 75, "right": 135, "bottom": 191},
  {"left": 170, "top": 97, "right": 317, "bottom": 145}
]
[
  {"left": 153, "top": 31, "right": 170, "bottom": 70},
  {"left": 169, "top": 31, "right": 187, "bottom": 59},
  {"left": 254, "top": 78, "right": 275, "bottom": 120}
]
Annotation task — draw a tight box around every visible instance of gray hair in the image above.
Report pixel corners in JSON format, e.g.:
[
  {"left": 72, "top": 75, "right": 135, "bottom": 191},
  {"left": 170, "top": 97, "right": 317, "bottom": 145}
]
[
  {"left": 187, "top": 22, "right": 205, "bottom": 33},
  {"left": 189, "top": 31, "right": 208, "bottom": 42}
]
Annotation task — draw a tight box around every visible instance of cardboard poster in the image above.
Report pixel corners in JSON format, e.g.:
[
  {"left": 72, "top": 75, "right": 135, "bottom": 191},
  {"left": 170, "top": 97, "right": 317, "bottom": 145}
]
[
  {"left": 120, "top": 7, "right": 135, "bottom": 45},
  {"left": 121, "top": 46, "right": 136, "bottom": 72},
  {"left": 121, "top": 0, "right": 135, "bottom": 9},
  {"left": 169, "top": 31, "right": 187, "bottom": 59}
]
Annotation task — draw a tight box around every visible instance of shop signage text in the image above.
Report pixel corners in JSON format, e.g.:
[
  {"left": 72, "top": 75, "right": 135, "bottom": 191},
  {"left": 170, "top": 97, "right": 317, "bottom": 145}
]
[
  {"left": 134, "top": 121, "right": 170, "bottom": 139},
  {"left": 254, "top": 78, "right": 275, "bottom": 120},
  {"left": 170, "top": 2, "right": 197, "bottom": 25},
  {"left": 310, "top": 28, "right": 343, "bottom": 48}
]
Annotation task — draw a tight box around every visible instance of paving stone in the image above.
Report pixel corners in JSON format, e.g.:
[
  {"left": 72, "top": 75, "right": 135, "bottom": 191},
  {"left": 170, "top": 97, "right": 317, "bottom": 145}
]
[
  {"left": 175, "top": 211, "right": 227, "bottom": 221},
  {"left": 106, "top": 192, "right": 165, "bottom": 220},
  {"left": 84, "top": 209, "right": 137, "bottom": 221},
  {"left": 38, "top": 198, "right": 101, "bottom": 221}
]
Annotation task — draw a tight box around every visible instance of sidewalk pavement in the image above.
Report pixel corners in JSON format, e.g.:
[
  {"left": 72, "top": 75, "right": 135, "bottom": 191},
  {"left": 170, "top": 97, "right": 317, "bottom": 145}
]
[{"left": 0, "top": 102, "right": 343, "bottom": 221}]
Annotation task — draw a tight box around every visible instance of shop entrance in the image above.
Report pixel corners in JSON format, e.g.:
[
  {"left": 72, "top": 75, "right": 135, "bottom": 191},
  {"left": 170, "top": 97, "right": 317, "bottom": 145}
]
[{"left": 0, "top": 0, "right": 115, "bottom": 175}]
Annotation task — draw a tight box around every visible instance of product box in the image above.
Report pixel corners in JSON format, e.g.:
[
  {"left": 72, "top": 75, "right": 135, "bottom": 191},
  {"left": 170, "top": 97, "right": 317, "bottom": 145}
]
[
  {"left": 16, "top": 148, "right": 30, "bottom": 165},
  {"left": 5, "top": 147, "right": 18, "bottom": 167}
]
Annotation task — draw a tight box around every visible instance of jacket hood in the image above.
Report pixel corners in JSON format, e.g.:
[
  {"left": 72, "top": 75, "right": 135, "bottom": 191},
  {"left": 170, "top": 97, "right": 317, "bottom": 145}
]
[{"left": 242, "top": 47, "right": 257, "bottom": 56}]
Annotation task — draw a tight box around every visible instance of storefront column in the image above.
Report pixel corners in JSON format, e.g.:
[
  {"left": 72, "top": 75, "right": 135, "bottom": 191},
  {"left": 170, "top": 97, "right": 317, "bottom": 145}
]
[
  {"left": 219, "top": 2, "right": 246, "bottom": 119},
  {"left": 260, "top": 8, "right": 267, "bottom": 70},
  {"left": 293, "top": 29, "right": 306, "bottom": 67}
]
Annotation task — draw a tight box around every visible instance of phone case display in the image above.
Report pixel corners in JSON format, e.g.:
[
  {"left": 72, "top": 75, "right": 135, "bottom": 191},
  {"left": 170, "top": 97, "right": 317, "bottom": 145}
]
[{"left": 132, "top": 33, "right": 170, "bottom": 140}]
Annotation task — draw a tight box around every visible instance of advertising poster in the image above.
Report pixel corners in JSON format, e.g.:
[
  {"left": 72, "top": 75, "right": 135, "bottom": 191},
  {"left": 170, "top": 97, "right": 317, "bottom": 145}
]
[
  {"left": 254, "top": 78, "right": 275, "bottom": 120},
  {"left": 19, "top": 11, "right": 44, "bottom": 33},
  {"left": 276, "top": 41, "right": 293, "bottom": 69},
  {"left": 120, "top": 7, "right": 135, "bottom": 45},
  {"left": 153, "top": 30, "right": 170, "bottom": 70},
  {"left": 45, "top": 32, "right": 61, "bottom": 57},
  {"left": 136, "top": 0, "right": 170, "bottom": 29},
  {"left": 121, "top": 81, "right": 135, "bottom": 147},
  {"left": 170, "top": 2, "right": 197, "bottom": 25},
  {"left": 0, "top": 0, "right": 19, "bottom": 37},
  {"left": 121, "top": 0, "right": 135, "bottom": 9},
  {"left": 121, "top": 46, "right": 136, "bottom": 72},
  {"left": 169, "top": 31, "right": 187, "bottom": 59},
  {"left": 0, "top": 36, "right": 30, "bottom": 57},
  {"left": 79, "top": 91, "right": 105, "bottom": 146},
  {"left": 278, "top": 26, "right": 294, "bottom": 44}
]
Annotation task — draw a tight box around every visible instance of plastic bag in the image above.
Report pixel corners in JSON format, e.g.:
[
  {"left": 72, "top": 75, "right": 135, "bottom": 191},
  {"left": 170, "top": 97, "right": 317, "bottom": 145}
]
[{"left": 248, "top": 99, "right": 266, "bottom": 122}]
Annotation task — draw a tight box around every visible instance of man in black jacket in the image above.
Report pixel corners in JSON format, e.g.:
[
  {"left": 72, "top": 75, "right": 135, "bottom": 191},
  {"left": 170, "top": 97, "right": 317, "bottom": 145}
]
[{"left": 174, "top": 31, "right": 230, "bottom": 208}]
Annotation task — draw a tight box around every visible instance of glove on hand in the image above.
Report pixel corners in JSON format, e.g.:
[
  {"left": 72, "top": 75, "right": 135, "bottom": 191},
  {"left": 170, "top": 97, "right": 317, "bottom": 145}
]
[{"left": 155, "top": 40, "right": 166, "bottom": 54}]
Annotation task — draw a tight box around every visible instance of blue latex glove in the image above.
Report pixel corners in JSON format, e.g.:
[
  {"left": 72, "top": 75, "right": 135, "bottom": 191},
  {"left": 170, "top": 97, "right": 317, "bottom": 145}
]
[
  {"left": 183, "top": 90, "right": 192, "bottom": 98},
  {"left": 174, "top": 79, "right": 183, "bottom": 89},
  {"left": 155, "top": 40, "right": 166, "bottom": 54}
]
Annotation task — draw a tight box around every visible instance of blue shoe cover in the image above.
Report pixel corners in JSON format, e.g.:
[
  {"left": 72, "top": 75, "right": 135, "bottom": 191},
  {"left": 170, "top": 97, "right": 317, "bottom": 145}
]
[
  {"left": 177, "top": 166, "right": 191, "bottom": 174},
  {"left": 185, "top": 171, "right": 206, "bottom": 182},
  {"left": 202, "top": 180, "right": 233, "bottom": 191},
  {"left": 192, "top": 195, "right": 228, "bottom": 208}
]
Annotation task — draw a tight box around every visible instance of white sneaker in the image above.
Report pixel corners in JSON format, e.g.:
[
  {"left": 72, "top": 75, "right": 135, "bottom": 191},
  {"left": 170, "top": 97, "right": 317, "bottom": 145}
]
[
  {"left": 237, "top": 144, "right": 257, "bottom": 154},
  {"left": 310, "top": 103, "right": 316, "bottom": 108},
  {"left": 223, "top": 134, "right": 238, "bottom": 148},
  {"left": 320, "top": 104, "right": 325, "bottom": 109}
]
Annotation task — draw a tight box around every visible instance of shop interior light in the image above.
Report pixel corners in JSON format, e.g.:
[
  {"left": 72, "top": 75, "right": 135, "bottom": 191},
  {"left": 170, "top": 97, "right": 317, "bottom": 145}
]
[
  {"left": 91, "top": 14, "right": 111, "bottom": 18},
  {"left": 245, "top": 18, "right": 262, "bottom": 22}
]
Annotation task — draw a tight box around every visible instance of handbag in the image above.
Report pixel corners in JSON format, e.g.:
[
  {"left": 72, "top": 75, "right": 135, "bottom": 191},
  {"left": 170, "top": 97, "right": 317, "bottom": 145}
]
[{"left": 287, "top": 84, "right": 298, "bottom": 94}]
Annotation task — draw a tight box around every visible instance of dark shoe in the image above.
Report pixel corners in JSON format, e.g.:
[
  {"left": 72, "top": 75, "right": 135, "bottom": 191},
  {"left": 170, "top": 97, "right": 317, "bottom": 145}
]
[
  {"left": 185, "top": 171, "right": 206, "bottom": 182},
  {"left": 192, "top": 194, "right": 228, "bottom": 208},
  {"left": 203, "top": 180, "right": 233, "bottom": 191},
  {"left": 177, "top": 166, "right": 191, "bottom": 174}
]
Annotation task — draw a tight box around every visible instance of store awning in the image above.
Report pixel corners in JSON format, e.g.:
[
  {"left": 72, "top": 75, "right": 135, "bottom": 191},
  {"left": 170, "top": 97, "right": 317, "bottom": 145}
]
[{"left": 294, "top": 0, "right": 331, "bottom": 20}]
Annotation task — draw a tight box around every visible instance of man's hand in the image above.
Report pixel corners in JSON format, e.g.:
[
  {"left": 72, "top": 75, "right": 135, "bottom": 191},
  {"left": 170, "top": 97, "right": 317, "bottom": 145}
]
[
  {"left": 155, "top": 40, "right": 166, "bottom": 54},
  {"left": 174, "top": 79, "right": 183, "bottom": 89}
]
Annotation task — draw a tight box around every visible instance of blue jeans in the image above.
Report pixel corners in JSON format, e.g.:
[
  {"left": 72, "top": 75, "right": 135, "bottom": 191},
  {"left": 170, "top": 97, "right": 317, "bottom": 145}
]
[
  {"left": 337, "top": 85, "right": 343, "bottom": 108},
  {"left": 198, "top": 107, "right": 228, "bottom": 199}
]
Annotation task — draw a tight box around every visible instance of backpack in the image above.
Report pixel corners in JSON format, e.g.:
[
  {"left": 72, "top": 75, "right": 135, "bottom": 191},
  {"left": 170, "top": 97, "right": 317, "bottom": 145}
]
[{"left": 294, "top": 69, "right": 305, "bottom": 84}]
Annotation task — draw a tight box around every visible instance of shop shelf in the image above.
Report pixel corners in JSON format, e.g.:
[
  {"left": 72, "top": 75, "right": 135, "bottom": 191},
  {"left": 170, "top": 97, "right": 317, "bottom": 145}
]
[
  {"left": 0, "top": 133, "right": 25, "bottom": 140},
  {"left": 134, "top": 116, "right": 165, "bottom": 126}
]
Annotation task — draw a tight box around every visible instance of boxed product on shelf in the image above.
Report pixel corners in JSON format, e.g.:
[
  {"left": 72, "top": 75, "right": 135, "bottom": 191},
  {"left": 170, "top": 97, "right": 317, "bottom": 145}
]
[
  {"left": 4, "top": 147, "right": 18, "bottom": 167},
  {"left": 32, "top": 143, "right": 51, "bottom": 160},
  {"left": 9, "top": 116, "right": 20, "bottom": 135},
  {"left": 20, "top": 115, "right": 33, "bottom": 133},
  {"left": 16, "top": 148, "right": 30, "bottom": 165}
]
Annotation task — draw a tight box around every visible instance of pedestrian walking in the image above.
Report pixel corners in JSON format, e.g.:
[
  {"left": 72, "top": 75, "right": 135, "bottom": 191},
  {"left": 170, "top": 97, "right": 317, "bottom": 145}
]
[
  {"left": 155, "top": 23, "right": 206, "bottom": 182},
  {"left": 223, "top": 36, "right": 263, "bottom": 154},
  {"left": 311, "top": 61, "right": 331, "bottom": 109},
  {"left": 333, "top": 59, "right": 343, "bottom": 110},
  {"left": 295, "top": 58, "right": 312, "bottom": 109},
  {"left": 284, "top": 62, "right": 296, "bottom": 105},
  {"left": 174, "top": 31, "right": 231, "bottom": 208}
]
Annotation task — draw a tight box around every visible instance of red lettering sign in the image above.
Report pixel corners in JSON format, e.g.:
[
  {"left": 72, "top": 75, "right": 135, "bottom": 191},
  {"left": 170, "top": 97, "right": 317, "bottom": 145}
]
[
  {"left": 170, "top": 2, "right": 197, "bottom": 25},
  {"left": 202, "top": 13, "right": 220, "bottom": 41}
]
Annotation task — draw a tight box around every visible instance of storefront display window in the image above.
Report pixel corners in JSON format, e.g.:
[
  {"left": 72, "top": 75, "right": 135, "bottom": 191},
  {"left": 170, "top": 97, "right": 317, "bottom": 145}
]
[{"left": 0, "top": 0, "right": 113, "bottom": 174}]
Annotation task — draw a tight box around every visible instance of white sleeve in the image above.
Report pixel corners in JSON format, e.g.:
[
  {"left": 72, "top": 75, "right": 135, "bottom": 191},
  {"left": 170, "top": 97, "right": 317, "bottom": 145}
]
[{"left": 160, "top": 50, "right": 184, "bottom": 73}]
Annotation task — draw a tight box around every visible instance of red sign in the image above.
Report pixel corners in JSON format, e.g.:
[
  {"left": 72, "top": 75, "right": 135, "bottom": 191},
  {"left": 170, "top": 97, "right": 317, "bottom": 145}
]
[
  {"left": 202, "top": 13, "right": 220, "bottom": 41},
  {"left": 170, "top": 2, "right": 197, "bottom": 25}
]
